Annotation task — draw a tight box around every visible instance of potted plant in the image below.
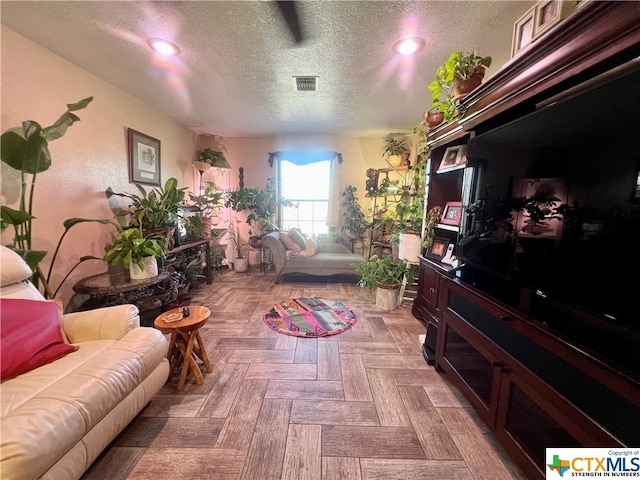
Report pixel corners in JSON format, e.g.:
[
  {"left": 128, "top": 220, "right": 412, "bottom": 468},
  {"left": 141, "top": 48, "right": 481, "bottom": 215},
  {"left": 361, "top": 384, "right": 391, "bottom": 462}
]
[
  {"left": 107, "top": 177, "right": 187, "bottom": 248},
  {"left": 0, "top": 96, "right": 121, "bottom": 297},
  {"left": 382, "top": 134, "right": 408, "bottom": 167},
  {"left": 193, "top": 147, "right": 228, "bottom": 172},
  {"left": 341, "top": 185, "right": 369, "bottom": 239},
  {"left": 379, "top": 177, "right": 401, "bottom": 195},
  {"left": 353, "top": 255, "right": 415, "bottom": 310},
  {"left": 104, "top": 227, "right": 165, "bottom": 280},
  {"left": 225, "top": 185, "right": 294, "bottom": 244},
  {"left": 188, "top": 181, "right": 225, "bottom": 236},
  {"left": 395, "top": 194, "right": 425, "bottom": 264},
  {"left": 428, "top": 51, "right": 492, "bottom": 123}
]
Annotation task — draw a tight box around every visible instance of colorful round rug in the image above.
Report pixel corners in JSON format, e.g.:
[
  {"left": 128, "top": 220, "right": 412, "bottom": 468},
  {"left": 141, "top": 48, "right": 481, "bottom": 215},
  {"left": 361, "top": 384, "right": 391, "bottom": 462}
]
[{"left": 263, "top": 297, "right": 357, "bottom": 337}]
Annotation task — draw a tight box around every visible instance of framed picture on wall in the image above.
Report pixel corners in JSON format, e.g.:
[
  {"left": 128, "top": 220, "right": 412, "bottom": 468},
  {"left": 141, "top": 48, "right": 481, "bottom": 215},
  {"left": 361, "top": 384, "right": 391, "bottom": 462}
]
[
  {"left": 426, "top": 237, "right": 450, "bottom": 261},
  {"left": 127, "top": 128, "right": 161, "bottom": 186},
  {"left": 511, "top": 6, "right": 536, "bottom": 57},
  {"left": 441, "top": 201, "right": 463, "bottom": 226}
]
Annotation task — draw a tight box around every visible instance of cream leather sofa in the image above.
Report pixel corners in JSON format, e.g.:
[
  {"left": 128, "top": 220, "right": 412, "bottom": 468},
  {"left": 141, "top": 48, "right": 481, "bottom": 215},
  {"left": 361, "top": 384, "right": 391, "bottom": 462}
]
[{"left": 0, "top": 246, "right": 170, "bottom": 480}]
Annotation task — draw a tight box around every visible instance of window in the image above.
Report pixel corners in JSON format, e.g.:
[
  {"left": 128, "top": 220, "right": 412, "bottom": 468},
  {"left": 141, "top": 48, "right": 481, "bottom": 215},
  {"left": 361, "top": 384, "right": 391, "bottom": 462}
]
[{"left": 279, "top": 160, "right": 331, "bottom": 235}]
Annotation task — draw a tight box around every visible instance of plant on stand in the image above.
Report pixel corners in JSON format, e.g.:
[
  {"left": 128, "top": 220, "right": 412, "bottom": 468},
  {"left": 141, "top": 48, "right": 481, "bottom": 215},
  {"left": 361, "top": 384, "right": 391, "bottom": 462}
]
[
  {"left": 104, "top": 228, "right": 165, "bottom": 280},
  {"left": 106, "top": 177, "right": 187, "bottom": 249},
  {"left": 395, "top": 194, "right": 425, "bottom": 264},
  {"left": 382, "top": 134, "right": 408, "bottom": 167},
  {"left": 428, "top": 51, "right": 492, "bottom": 123}
]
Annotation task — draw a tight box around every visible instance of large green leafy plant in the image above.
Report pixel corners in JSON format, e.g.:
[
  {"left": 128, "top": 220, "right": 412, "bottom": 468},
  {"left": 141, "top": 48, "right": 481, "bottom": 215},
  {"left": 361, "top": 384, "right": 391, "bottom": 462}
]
[
  {"left": 107, "top": 177, "right": 187, "bottom": 229},
  {"left": 341, "top": 185, "right": 369, "bottom": 237},
  {"left": 353, "top": 255, "right": 414, "bottom": 289},
  {"left": 225, "top": 186, "right": 294, "bottom": 237},
  {"left": 0, "top": 97, "right": 116, "bottom": 296}
]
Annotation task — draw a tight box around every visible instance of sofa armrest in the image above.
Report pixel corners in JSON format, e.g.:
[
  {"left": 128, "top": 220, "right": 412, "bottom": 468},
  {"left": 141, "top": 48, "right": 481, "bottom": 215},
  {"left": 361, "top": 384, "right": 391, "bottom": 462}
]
[
  {"left": 62, "top": 304, "right": 140, "bottom": 343},
  {"left": 262, "top": 233, "right": 287, "bottom": 274}
]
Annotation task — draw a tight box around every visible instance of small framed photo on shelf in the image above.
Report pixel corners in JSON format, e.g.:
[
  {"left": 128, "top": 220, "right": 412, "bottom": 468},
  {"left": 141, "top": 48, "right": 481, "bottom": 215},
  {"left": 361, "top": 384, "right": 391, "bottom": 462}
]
[
  {"left": 533, "top": 0, "right": 576, "bottom": 38},
  {"left": 439, "top": 145, "right": 467, "bottom": 170},
  {"left": 426, "top": 237, "right": 450, "bottom": 261},
  {"left": 511, "top": 6, "right": 535, "bottom": 57},
  {"left": 441, "top": 201, "right": 463, "bottom": 226},
  {"left": 127, "top": 128, "right": 161, "bottom": 186},
  {"left": 440, "top": 243, "right": 457, "bottom": 265}
]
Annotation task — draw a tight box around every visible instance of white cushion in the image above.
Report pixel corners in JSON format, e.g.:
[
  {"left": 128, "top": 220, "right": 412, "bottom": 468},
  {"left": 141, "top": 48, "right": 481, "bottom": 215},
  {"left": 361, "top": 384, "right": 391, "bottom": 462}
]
[
  {"left": 0, "top": 246, "right": 33, "bottom": 287},
  {"left": 0, "top": 280, "right": 44, "bottom": 300}
]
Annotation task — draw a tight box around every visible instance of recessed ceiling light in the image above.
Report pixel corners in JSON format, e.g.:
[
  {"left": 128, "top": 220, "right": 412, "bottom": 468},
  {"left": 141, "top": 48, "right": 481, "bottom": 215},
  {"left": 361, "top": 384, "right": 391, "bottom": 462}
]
[
  {"left": 393, "top": 37, "right": 425, "bottom": 56},
  {"left": 148, "top": 38, "right": 181, "bottom": 56}
]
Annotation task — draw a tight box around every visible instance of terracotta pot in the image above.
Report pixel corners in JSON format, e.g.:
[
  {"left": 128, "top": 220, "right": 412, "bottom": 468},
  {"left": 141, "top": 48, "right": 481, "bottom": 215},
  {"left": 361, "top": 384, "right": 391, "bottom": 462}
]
[
  {"left": 453, "top": 67, "right": 486, "bottom": 99},
  {"left": 425, "top": 110, "right": 445, "bottom": 128}
]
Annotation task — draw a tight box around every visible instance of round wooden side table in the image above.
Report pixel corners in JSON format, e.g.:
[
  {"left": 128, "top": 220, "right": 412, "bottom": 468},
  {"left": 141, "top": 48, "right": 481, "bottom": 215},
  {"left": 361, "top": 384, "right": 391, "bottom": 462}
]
[{"left": 154, "top": 305, "right": 213, "bottom": 391}]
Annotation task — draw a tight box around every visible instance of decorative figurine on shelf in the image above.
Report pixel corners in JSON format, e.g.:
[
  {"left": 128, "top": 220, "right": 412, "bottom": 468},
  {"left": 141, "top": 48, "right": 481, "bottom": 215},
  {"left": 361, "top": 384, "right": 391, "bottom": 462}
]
[
  {"left": 402, "top": 152, "right": 411, "bottom": 166},
  {"left": 365, "top": 168, "right": 379, "bottom": 196}
]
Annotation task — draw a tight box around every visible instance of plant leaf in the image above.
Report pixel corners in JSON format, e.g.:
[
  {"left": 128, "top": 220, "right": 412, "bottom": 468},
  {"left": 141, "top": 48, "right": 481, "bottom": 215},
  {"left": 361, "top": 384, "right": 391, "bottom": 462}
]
[
  {"left": 62, "top": 217, "right": 118, "bottom": 230},
  {"left": 1, "top": 206, "right": 34, "bottom": 228},
  {"left": 0, "top": 127, "right": 51, "bottom": 173}
]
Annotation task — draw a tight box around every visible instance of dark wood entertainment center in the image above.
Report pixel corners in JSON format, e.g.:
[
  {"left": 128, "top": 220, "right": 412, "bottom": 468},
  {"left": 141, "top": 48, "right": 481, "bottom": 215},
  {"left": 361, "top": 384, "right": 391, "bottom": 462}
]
[{"left": 412, "top": 3, "right": 640, "bottom": 479}]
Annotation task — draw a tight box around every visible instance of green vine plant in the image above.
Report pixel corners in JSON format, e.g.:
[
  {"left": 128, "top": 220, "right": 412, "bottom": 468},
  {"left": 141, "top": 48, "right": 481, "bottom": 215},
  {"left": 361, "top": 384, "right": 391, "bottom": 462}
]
[{"left": 0, "top": 97, "right": 118, "bottom": 297}]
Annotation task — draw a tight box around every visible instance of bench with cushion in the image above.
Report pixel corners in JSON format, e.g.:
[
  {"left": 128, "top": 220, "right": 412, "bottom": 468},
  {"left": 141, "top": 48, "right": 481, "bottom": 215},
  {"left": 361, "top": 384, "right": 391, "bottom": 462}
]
[{"left": 261, "top": 230, "right": 365, "bottom": 283}]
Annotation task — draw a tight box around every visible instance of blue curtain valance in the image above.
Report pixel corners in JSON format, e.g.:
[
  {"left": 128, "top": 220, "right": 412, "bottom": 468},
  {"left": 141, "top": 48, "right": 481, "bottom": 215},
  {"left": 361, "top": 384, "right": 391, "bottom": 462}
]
[{"left": 268, "top": 150, "right": 343, "bottom": 167}]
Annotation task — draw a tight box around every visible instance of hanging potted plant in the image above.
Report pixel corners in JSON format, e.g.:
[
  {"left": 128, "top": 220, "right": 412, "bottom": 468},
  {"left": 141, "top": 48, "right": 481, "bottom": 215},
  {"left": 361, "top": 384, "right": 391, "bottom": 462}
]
[
  {"left": 382, "top": 134, "right": 408, "bottom": 167},
  {"left": 104, "top": 228, "right": 165, "bottom": 280},
  {"left": 193, "top": 147, "right": 228, "bottom": 173},
  {"left": 353, "top": 255, "right": 415, "bottom": 310}
]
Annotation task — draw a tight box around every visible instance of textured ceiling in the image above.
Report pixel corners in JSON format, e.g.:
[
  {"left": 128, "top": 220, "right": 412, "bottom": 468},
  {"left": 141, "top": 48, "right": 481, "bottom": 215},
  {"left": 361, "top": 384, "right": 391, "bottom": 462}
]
[{"left": 1, "top": 1, "right": 535, "bottom": 137}]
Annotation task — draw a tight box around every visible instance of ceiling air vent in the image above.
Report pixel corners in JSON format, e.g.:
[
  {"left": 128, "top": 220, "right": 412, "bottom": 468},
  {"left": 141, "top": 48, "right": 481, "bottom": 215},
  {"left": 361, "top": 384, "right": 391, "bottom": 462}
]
[{"left": 295, "top": 76, "right": 317, "bottom": 91}]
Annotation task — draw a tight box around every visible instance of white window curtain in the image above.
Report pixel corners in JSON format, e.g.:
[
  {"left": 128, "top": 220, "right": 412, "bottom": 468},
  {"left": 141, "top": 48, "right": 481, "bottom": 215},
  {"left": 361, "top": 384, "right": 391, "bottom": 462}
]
[{"left": 268, "top": 151, "right": 343, "bottom": 229}]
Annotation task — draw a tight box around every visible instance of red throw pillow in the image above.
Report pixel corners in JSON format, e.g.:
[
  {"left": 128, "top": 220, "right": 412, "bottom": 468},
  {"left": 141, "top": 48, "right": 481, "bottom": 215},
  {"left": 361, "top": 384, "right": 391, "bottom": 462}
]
[{"left": 1, "top": 299, "right": 78, "bottom": 382}]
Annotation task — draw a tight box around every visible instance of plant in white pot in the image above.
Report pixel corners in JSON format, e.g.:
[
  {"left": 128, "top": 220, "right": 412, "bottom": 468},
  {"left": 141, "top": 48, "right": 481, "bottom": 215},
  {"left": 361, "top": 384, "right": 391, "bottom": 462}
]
[
  {"left": 395, "top": 193, "right": 425, "bottom": 265},
  {"left": 353, "top": 255, "right": 414, "bottom": 310},
  {"left": 104, "top": 228, "right": 165, "bottom": 280}
]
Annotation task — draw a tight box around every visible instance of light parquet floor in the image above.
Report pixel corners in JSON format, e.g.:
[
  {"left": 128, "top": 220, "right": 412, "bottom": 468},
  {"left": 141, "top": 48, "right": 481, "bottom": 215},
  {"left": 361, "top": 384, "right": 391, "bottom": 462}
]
[{"left": 82, "top": 270, "right": 527, "bottom": 480}]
